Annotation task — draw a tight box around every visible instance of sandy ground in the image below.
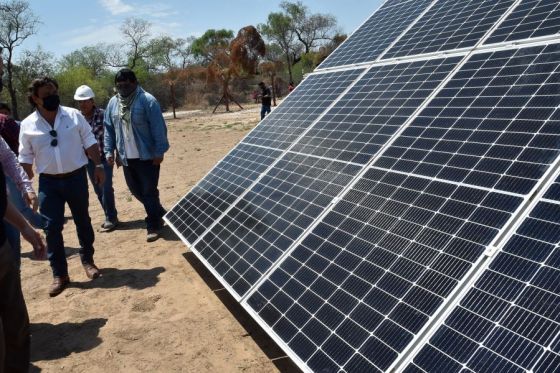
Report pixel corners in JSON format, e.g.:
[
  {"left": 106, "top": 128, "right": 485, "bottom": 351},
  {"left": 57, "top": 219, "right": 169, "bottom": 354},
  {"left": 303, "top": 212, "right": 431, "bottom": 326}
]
[{"left": 20, "top": 102, "right": 300, "bottom": 372}]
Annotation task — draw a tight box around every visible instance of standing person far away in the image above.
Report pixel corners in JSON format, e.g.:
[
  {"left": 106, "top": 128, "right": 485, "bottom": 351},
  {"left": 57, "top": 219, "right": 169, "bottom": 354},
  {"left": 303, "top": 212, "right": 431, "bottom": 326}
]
[
  {"left": 0, "top": 46, "right": 47, "bottom": 373},
  {"left": 104, "top": 68, "right": 169, "bottom": 243},
  {"left": 18, "top": 77, "right": 106, "bottom": 297},
  {"left": 258, "top": 81, "right": 271, "bottom": 120},
  {"left": 74, "top": 85, "right": 119, "bottom": 232}
]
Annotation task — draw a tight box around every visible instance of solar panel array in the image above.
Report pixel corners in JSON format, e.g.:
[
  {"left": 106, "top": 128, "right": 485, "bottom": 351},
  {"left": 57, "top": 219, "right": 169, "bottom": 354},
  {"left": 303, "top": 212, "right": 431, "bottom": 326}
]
[{"left": 166, "top": 0, "right": 560, "bottom": 371}]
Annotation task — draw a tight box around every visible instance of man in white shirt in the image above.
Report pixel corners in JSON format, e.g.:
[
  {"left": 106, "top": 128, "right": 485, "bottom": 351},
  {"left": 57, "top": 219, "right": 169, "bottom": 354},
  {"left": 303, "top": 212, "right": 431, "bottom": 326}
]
[{"left": 19, "top": 77, "right": 105, "bottom": 297}]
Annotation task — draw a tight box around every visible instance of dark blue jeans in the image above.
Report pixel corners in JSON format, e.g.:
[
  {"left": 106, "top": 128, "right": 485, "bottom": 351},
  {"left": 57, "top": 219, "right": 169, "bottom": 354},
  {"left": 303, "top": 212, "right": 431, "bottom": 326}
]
[
  {"left": 39, "top": 167, "right": 95, "bottom": 277},
  {"left": 86, "top": 159, "right": 118, "bottom": 222},
  {"left": 260, "top": 105, "right": 271, "bottom": 120},
  {"left": 122, "top": 159, "right": 166, "bottom": 230}
]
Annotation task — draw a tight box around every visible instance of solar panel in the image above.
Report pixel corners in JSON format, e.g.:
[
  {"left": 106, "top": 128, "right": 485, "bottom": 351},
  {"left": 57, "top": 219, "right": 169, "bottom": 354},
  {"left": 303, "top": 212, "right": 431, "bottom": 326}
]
[
  {"left": 166, "top": 143, "right": 281, "bottom": 245},
  {"left": 292, "top": 56, "right": 462, "bottom": 164},
  {"left": 242, "top": 69, "right": 364, "bottom": 150},
  {"left": 404, "top": 173, "right": 560, "bottom": 372},
  {"left": 383, "top": 0, "right": 516, "bottom": 59},
  {"left": 194, "top": 153, "right": 362, "bottom": 297},
  {"left": 375, "top": 43, "right": 560, "bottom": 195},
  {"left": 246, "top": 168, "right": 523, "bottom": 372},
  {"left": 165, "top": 69, "right": 362, "bottom": 245},
  {"left": 486, "top": 0, "right": 560, "bottom": 45},
  {"left": 165, "top": 0, "right": 560, "bottom": 370},
  {"left": 318, "top": 0, "right": 433, "bottom": 70}
]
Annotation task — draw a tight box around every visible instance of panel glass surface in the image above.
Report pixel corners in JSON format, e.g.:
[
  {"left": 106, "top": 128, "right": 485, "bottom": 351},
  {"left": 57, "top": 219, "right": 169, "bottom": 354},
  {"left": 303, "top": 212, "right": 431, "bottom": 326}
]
[
  {"left": 375, "top": 44, "right": 560, "bottom": 195},
  {"left": 292, "top": 56, "right": 461, "bottom": 164},
  {"left": 242, "top": 69, "right": 363, "bottom": 150},
  {"left": 318, "top": 0, "right": 433, "bottom": 69},
  {"left": 195, "top": 152, "right": 362, "bottom": 297},
  {"left": 406, "top": 175, "right": 560, "bottom": 372},
  {"left": 166, "top": 144, "right": 282, "bottom": 245},
  {"left": 486, "top": 0, "right": 560, "bottom": 44},
  {"left": 247, "top": 168, "right": 523, "bottom": 372},
  {"left": 384, "top": 0, "right": 516, "bottom": 59}
]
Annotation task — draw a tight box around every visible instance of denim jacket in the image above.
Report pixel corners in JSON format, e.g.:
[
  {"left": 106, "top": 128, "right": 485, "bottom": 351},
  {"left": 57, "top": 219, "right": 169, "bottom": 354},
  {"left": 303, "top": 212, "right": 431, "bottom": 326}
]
[{"left": 103, "top": 87, "right": 169, "bottom": 166}]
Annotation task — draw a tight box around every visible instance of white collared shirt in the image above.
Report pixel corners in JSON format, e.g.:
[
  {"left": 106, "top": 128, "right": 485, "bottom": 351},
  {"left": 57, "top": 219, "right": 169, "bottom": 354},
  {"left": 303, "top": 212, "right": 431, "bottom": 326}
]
[{"left": 18, "top": 106, "right": 97, "bottom": 175}]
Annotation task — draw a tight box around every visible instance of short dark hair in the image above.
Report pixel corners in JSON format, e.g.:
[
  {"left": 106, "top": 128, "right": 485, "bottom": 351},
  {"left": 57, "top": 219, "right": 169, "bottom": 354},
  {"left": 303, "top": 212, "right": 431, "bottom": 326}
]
[
  {"left": 115, "top": 68, "right": 137, "bottom": 84},
  {"left": 0, "top": 102, "right": 10, "bottom": 112},
  {"left": 27, "top": 77, "right": 59, "bottom": 107}
]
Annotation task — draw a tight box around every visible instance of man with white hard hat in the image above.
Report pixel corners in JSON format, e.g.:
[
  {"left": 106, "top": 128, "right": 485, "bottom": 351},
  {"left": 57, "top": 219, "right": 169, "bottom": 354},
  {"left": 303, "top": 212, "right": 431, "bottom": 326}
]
[{"left": 74, "top": 85, "right": 119, "bottom": 232}]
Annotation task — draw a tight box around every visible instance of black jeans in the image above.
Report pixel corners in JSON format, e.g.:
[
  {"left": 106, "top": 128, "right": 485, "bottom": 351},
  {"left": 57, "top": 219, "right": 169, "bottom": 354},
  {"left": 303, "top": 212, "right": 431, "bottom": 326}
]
[
  {"left": 0, "top": 241, "right": 30, "bottom": 373},
  {"left": 123, "top": 159, "right": 166, "bottom": 230},
  {"left": 39, "top": 167, "right": 95, "bottom": 277}
]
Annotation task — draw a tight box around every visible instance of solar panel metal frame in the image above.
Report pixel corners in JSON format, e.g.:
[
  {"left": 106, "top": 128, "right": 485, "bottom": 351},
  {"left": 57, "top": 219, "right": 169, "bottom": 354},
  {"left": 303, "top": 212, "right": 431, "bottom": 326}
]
[
  {"left": 241, "top": 37, "right": 560, "bottom": 373},
  {"left": 397, "top": 140, "right": 560, "bottom": 372},
  {"left": 164, "top": 0, "right": 560, "bottom": 371}
]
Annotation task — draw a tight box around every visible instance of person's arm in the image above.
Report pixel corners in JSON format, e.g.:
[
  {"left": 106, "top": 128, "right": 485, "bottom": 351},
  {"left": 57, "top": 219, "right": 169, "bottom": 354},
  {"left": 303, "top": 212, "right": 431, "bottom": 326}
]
[
  {"left": 85, "top": 144, "right": 105, "bottom": 186},
  {"left": 103, "top": 102, "right": 117, "bottom": 166},
  {"left": 145, "top": 94, "right": 170, "bottom": 165},
  {"left": 18, "top": 123, "right": 35, "bottom": 179},
  {"left": 0, "top": 137, "right": 38, "bottom": 211},
  {"left": 77, "top": 111, "right": 105, "bottom": 185},
  {"left": 5, "top": 199, "right": 46, "bottom": 260}
]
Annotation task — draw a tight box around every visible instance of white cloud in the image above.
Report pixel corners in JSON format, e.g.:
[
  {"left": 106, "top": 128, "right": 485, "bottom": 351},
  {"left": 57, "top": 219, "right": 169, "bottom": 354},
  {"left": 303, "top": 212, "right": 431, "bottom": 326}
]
[{"left": 99, "top": 0, "right": 133, "bottom": 15}]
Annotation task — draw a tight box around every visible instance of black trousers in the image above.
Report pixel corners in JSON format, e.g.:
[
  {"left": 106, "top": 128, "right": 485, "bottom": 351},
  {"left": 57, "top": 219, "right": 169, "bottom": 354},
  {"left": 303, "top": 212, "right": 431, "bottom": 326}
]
[{"left": 0, "top": 241, "right": 29, "bottom": 373}]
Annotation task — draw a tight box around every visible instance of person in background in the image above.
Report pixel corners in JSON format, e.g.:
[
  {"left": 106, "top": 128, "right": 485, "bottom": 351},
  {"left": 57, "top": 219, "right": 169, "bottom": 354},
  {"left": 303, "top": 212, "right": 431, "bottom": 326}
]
[
  {"left": 0, "top": 45, "right": 47, "bottom": 373},
  {"left": 288, "top": 81, "right": 295, "bottom": 93},
  {"left": 19, "top": 77, "right": 105, "bottom": 297},
  {"left": 74, "top": 85, "right": 119, "bottom": 232},
  {"left": 104, "top": 68, "right": 169, "bottom": 242},
  {"left": 258, "top": 81, "right": 272, "bottom": 120}
]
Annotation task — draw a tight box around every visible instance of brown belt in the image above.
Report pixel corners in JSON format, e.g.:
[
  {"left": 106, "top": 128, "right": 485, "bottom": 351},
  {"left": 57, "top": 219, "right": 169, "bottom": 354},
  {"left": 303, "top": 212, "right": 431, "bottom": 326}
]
[{"left": 40, "top": 166, "right": 85, "bottom": 179}]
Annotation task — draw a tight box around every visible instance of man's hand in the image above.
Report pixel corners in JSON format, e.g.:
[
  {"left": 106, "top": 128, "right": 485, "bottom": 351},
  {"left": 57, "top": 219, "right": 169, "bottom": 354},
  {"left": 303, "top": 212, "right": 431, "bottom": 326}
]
[
  {"left": 23, "top": 191, "right": 39, "bottom": 212},
  {"left": 21, "top": 225, "right": 47, "bottom": 260},
  {"left": 107, "top": 156, "right": 115, "bottom": 166},
  {"left": 153, "top": 156, "right": 164, "bottom": 165},
  {"left": 94, "top": 167, "right": 106, "bottom": 186}
]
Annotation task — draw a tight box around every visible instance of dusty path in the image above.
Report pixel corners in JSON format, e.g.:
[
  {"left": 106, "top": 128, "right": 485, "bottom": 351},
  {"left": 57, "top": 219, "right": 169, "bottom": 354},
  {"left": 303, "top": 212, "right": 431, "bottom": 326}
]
[{"left": 21, "top": 103, "right": 297, "bottom": 372}]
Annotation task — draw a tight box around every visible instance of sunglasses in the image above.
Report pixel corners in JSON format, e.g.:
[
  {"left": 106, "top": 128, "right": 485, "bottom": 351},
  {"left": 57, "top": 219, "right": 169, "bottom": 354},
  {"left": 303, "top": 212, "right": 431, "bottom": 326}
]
[{"left": 49, "top": 129, "right": 57, "bottom": 147}]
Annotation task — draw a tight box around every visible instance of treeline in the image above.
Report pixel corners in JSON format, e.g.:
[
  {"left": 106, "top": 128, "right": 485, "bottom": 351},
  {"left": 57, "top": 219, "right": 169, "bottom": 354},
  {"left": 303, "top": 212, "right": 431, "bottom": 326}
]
[{"left": 0, "top": 0, "right": 346, "bottom": 120}]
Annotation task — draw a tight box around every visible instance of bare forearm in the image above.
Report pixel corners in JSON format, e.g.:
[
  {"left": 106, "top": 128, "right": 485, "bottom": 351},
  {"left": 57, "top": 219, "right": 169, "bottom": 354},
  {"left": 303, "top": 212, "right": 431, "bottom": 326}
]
[
  {"left": 21, "top": 163, "right": 34, "bottom": 179},
  {"left": 86, "top": 144, "right": 102, "bottom": 165}
]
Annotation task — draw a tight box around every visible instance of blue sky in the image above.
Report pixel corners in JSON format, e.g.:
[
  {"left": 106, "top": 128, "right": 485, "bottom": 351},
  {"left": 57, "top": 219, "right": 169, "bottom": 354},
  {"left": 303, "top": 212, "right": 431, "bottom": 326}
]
[{"left": 21, "top": 0, "right": 383, "bottom": 60}]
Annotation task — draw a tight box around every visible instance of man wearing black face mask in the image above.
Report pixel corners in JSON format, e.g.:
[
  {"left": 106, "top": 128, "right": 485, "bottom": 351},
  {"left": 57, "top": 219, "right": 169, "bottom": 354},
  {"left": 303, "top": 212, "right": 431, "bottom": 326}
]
[
  {"left": 104, "top": 68, "right": 169, "bottom": 242},
  {"left": 18, "top": 77, "right": 106, "bottom": 297}
]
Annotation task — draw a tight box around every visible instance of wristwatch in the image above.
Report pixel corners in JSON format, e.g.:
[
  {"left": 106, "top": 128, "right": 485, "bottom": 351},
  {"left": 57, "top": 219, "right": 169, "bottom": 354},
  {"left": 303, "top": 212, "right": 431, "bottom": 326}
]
[{"left": 95, "top": 164, "right": 104, "bottom": 168}]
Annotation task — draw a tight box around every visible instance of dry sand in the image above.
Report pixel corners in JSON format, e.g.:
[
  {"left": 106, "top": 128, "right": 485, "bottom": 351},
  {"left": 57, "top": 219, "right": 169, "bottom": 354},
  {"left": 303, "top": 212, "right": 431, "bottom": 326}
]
[{"left": 21, "top": 102, "right": 301, "bottom": 372}]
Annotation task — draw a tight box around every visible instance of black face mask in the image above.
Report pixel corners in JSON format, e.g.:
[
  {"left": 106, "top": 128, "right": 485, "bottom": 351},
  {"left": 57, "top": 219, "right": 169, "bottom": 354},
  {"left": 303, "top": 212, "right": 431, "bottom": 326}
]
[
  {"left": 117, "top": 83, "right": 136, "bottom": 98},
  {"left": 42, "top": 94, "right": 60, "bottom": 112}
]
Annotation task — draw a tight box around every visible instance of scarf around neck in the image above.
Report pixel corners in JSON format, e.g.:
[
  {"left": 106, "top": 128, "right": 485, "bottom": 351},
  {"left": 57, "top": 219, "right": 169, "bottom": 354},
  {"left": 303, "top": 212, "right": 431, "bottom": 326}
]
[{"left": 118, "top": 88, "right": 139, "bottom": 130}]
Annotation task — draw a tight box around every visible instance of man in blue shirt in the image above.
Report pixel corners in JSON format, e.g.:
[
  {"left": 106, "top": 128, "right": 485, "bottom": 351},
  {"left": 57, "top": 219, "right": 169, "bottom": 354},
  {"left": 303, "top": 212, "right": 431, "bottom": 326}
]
[{"left": 104, "top": 69, "right": 169, "bottom": 242}]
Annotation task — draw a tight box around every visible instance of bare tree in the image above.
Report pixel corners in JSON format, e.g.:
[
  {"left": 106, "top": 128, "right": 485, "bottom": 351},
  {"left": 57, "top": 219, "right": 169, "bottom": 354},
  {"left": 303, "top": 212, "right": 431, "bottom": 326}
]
[
  {"left": 281, "top": 1, "right": 337, "bottom": 54},
  {"left": 258, "top": 13, "right": 300, "bottom": 83},
  {"left": 0, "top": 0, "right": 40, "bottom": 119},
  {"left": 120, "top": 17, "right": 151, "bottom": 69}
]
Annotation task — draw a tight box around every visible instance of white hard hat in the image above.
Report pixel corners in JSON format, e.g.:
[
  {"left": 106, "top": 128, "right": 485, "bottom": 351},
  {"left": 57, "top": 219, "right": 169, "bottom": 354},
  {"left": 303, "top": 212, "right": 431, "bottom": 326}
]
[{"left": 74, "top": 85, "right": 95, "bottom": 100}]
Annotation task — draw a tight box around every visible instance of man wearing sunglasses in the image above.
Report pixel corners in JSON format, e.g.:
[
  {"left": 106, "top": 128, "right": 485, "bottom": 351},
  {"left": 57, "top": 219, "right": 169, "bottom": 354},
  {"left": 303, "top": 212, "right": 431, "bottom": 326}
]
[{"left": 18, "top": 77, "right": 106, "bottom": 297}]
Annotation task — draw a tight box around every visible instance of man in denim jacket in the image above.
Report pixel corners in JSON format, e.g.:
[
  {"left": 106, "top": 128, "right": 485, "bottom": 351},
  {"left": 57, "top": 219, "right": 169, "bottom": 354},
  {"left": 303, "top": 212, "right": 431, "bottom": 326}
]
[{"left": 104, "top": 68, "right": 169, "bottom": 242}]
